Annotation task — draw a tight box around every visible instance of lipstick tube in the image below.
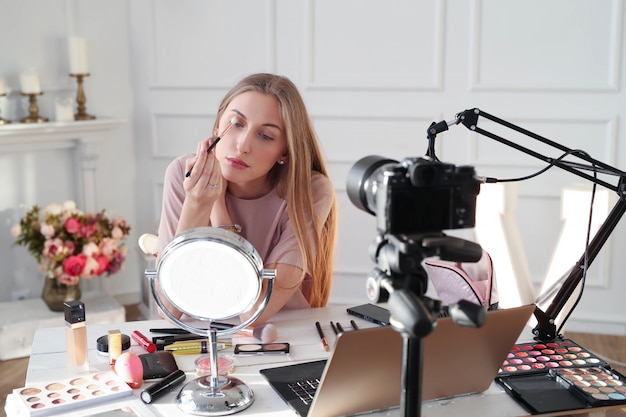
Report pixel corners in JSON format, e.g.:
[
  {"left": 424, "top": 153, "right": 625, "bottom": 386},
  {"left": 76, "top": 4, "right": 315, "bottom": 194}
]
[
  {"left": 132, "top": 330, "right": 156, "bottom": 353},
  {"left": 64, "top": 300, "right": 89, "bottom": 373}
]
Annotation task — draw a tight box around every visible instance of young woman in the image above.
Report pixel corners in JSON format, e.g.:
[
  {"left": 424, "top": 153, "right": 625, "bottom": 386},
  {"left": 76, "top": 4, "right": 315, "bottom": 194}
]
[{"left": 155, "top": 73, "right": 337, "bottom": 324}]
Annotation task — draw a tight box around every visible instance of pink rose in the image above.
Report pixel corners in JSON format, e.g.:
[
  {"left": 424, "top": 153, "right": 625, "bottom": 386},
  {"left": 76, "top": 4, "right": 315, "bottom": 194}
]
[
  {"left": 79, "top": 223, "right": 97, "bottom": 238},
  {"left": 65, "top": 217, "right": 81, "bottom": 234},
  {"left": 112, "top": 216, "right": 127, "bottom": 228},
  {"left": 62, "top": 255, "right": 86, "bottom": 277},
  {"left": 57, "top": 272, "right": 80, "bottom": 286},
  {"left": 100, "top": 238, "right": 119, "bottom": 257},
  {"left": 43, "top": 238, "right": 67, "bottom": 260},
  {"left": 96, "top": 255, "right": 110, "bottom": 275},
  {"left": 108, "top": 252, "right": 125, "bottom": 274},
  {"left": 65, "top": 240, "right": 76, "bottom": 254},
  {"left": 81, "top": 256, "right": 100, "bottom": 279},
  {"left": 111, "top": 226, "right": 124, "bottom": 240}
]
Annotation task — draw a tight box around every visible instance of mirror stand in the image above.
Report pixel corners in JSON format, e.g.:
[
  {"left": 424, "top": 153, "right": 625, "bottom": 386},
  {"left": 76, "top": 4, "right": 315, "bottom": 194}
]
[
  {"left": 146, "top": 227, "right": 276, "bottom": 416},
  {"left": 176, "top": 328, "right": 254, "bottom": 415}
]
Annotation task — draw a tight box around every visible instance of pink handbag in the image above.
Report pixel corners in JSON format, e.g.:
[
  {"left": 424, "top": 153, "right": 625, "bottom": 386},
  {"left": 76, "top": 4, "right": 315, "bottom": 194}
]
[{"left": 424, "top": 250, "right": 499, "bottom": 310}]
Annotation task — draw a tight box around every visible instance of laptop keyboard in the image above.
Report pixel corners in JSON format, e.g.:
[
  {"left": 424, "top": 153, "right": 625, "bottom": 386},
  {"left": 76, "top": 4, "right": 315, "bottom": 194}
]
[{"left": 288, "top": 378, "right": 320, "bottom": 405}]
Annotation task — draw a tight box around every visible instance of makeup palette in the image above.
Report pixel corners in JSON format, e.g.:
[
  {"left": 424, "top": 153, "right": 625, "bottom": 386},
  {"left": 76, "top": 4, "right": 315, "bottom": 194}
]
[
  {"left": 234, "top": 342, "right": 290, "bottom": 355},
  {"left": 13, "top": 371, "right": 133, "bottom": 416},
  {"left": 553, "top": 367, "right": 626, "bottom": 406},
  {"left": 499, "top": 339, "right": 607, "bottom": 376}
]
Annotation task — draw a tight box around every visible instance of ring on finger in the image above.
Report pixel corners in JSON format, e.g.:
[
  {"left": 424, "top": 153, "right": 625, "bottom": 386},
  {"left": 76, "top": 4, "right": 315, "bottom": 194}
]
[{"left": 208, "top": 183, "right": 218, "bottom": 190}]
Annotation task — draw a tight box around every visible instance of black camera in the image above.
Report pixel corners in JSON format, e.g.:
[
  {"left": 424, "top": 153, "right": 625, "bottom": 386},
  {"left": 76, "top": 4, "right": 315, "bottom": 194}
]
[{"left": 347, "top": 155, "right": 481, "bottom": 235}]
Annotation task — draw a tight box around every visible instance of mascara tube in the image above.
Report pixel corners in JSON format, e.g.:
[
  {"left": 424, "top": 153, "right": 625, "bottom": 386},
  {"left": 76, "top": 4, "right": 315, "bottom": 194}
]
[{"left": 140, "top": 369, "right": 186, "bottom": 404}]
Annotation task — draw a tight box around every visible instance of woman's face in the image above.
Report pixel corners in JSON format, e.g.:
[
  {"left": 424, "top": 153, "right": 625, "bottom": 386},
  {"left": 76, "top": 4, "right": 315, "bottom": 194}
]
[{"left": 215, "top": 91, "right": 287, "bottom": 199}]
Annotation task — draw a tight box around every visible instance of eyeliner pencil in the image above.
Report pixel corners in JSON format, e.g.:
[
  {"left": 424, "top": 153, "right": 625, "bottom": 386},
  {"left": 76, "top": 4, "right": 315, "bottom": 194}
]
[{"left": 315, "top": 321, "right": 330, "bottom": 352}]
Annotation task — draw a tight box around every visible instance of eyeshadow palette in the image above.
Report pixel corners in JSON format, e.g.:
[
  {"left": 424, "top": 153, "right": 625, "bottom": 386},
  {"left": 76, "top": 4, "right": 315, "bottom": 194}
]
[
  {"left": 499, "top": 339, "right": 607, "bottom": 376},
  {"left": 553, "top": 367, "right": 626, "bottom": 406},
  {"left": 234, "top": 342, "right": 290, "bottom": 355},
  {"left": 12, "top": 371, "right": 133, "bottom": 416}
]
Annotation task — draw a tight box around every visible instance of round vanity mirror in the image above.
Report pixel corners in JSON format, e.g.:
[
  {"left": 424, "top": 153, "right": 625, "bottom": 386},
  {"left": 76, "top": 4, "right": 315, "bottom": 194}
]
[{"left": 147, "top": 226, "right": 276, "bottom": 415}]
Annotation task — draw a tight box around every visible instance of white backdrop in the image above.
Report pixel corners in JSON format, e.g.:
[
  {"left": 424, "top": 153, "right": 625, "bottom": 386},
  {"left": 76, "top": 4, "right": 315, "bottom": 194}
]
[{"left": 0, "top": 0, "right": 625, "bottom": 334}]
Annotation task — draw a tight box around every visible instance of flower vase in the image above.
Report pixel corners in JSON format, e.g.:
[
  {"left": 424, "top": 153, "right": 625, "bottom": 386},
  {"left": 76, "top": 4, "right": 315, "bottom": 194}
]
[{"left": 41, "top": 278, "right": 81, "bottom": 312}]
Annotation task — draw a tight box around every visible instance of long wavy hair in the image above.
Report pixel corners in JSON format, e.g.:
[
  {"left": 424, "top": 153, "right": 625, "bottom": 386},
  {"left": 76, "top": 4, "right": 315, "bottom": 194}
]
[{"left": 213, "top": 73, "right": 338, "bottom": 307}]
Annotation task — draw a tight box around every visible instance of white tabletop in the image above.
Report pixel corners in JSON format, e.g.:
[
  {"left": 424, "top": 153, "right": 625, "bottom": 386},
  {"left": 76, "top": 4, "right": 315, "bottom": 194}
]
[{"left": 7, "top": 304, "right": 571, "bottom": 417}]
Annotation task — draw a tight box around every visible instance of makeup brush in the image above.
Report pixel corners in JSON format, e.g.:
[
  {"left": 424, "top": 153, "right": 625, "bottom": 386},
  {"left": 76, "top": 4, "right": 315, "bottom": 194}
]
[
  {"left": 185, "top": 117, "right": 237, "bottom": 178},
  {"left": 150, "top": 322, "right": 279, "bottom": 343},
  {"left": 212, "top": 322, "right": 278, "bottom": 343},
  {"left": 244, "top": 323, "right": 278, "bottom": 343}
]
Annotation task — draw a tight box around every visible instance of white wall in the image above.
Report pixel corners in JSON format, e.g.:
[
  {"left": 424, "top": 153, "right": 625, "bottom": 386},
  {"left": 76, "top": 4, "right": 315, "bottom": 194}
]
[
  {"left": 1, "top": 0, "right": 625, "bottom": 334},
  {"left": 0, "top": 0, "right": 139, "bottom": 302}
]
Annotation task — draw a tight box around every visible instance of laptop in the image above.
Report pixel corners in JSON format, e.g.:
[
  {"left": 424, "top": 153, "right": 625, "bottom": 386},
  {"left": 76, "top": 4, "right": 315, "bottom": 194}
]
[{"left": 260, "top": 304, "right": 535, "bottom": 417}]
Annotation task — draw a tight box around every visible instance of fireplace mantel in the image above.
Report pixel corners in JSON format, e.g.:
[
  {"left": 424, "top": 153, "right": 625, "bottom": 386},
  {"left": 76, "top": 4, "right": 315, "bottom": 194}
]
[{"left": 0, "top": 119, "right": 126, "bottom": 212}]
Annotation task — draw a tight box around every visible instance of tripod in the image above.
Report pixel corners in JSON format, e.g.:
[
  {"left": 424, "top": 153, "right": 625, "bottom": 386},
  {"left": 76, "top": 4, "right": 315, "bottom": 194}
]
[{"left": 368, "top": 233, "right": 486, "bottom": 417}]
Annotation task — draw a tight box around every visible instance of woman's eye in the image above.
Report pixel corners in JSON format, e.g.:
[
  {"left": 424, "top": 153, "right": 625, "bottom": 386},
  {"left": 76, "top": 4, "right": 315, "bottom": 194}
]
[{"left": 260, "top": 133, "right": 274, "bottom": 141}]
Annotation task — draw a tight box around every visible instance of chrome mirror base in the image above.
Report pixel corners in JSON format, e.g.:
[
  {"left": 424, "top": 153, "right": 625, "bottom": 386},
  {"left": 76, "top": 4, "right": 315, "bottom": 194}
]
[{"left": 177, "top": 375, "right": 254, "bottom": 416}]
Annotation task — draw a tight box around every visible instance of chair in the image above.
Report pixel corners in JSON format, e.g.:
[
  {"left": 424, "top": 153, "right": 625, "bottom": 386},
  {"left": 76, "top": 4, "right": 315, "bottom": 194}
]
[{"left": 137, "top": 233, "right": 159, "bottom": 319}]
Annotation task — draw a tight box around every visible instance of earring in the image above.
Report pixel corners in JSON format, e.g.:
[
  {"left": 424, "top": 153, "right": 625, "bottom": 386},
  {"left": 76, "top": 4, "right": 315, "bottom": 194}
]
[{"left": 278, "top": 160, "right": 285, "bottom": 165}]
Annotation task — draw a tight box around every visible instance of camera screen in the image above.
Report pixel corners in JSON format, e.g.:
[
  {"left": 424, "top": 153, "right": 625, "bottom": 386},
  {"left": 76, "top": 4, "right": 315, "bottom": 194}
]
[{"left": 385, "top": 186, "right": 454, "bottom": 234}]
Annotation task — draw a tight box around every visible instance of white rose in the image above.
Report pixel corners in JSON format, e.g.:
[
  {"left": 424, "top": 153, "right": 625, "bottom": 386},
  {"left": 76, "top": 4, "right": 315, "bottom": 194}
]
[
  {"left": 10, "top": 224, "right": 22, "bottom": 238},
  {"left": 40, "top": 222, "right": 56, "bottom": 239},
  {"left": 44, "top": 203, "right": 63, "bottom": 216}
]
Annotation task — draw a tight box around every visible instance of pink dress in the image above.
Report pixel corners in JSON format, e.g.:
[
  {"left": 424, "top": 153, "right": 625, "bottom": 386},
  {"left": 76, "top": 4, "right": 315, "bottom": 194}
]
[{"left": 155, "top": 154, "right": 335, "bottom": 309}]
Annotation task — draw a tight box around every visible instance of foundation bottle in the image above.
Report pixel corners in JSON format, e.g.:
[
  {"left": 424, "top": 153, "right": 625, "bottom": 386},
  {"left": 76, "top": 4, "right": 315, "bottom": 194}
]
[{"left": 64, "top": 300, "right": 89, "bottom": 373}]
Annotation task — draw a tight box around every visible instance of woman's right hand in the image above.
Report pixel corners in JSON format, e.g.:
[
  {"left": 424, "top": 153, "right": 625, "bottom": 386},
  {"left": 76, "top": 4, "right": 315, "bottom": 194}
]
[
  {"left": 183, "top": 138, "right": 224, "bottom": 206},
  {"left": 175, "top": 138, "right": 224, "bottom": 234}
]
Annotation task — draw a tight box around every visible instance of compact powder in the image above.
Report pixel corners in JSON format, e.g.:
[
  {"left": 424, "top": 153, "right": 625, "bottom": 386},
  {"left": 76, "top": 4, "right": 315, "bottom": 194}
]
[{"left": 195, "top": 354, "right": 235, "bottom": 376}]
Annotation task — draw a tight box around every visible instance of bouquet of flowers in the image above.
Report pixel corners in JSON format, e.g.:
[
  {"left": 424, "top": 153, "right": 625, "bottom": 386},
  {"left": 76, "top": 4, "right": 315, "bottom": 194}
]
[{"left": 11, "top": 200, "right": 131, "bottom": 285}]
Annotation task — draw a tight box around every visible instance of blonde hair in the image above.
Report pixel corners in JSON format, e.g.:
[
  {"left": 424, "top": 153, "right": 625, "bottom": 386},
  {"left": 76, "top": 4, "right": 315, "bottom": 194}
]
[{"left": 214, "top": 73, "right": 338, "bottom": 307}]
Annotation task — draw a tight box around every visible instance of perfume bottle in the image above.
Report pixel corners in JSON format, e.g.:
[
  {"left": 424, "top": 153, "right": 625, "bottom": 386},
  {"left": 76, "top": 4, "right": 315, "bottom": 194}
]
[{"left": 64, "top": 300, "right": 89, "bottom": 373}]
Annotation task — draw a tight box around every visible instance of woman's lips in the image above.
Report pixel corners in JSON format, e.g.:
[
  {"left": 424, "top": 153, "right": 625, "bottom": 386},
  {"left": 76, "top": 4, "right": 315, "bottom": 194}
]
[{"left": 226, "top": 157, "right": 249, "bottom": 169}]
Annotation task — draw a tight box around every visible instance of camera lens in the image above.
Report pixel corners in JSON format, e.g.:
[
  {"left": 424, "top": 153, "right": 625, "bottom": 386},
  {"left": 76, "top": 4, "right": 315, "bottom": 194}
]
[{"left": 346, "top": 155, "right": 397, "bottom": 215}]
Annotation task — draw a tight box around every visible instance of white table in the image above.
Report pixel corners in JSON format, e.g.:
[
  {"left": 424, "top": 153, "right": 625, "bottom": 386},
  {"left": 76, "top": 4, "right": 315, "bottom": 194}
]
[{"left": 8, "top": 305, "right": 624, "bottom": 417}]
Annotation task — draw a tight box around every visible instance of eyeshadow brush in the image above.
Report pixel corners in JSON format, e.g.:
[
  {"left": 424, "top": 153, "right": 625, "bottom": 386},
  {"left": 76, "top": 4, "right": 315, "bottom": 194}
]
[{"left": 185, "top": 117, "right": 237, "bottom": 177}]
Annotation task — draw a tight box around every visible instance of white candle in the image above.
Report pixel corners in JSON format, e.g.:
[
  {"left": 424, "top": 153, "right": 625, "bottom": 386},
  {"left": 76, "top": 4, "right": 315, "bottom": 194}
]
[
  {"left": 20, "top": 69, "right": 41, "bottom": 94},
  {"left": 55, "top": 98, "right": 75, "bottom": 122},
  {"left": 69, "top": 37, "right": 89, "bottom": 74},
  {"left": 0, "top": 76, "right": 5, "bottom": 95}
]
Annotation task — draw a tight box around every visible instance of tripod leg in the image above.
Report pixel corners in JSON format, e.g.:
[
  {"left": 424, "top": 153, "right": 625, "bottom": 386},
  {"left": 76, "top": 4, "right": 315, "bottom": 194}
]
[{"left": 401, "top": 335, "right": 423, "bottom": 417}]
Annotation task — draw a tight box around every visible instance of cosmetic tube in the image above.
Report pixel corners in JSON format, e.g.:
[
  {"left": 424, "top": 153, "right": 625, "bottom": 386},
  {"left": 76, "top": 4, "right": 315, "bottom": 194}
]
[
  {"left": 140, "top": 369, "right": 186, "bottom": 404},
  {"left": 64, "top": 300, "right": 89, "bottom": 373}
]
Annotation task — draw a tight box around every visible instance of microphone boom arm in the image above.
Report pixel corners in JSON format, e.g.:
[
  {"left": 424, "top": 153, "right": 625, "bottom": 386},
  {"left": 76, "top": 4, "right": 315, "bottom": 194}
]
[{"left": 441, "top": 108, "right": 626, "bottom": 340}]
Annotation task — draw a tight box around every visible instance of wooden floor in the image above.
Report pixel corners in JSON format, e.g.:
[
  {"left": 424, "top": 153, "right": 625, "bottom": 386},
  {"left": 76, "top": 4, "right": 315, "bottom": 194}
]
[{"left": 1, "top": 305, "right": 625, "bottom": 417}]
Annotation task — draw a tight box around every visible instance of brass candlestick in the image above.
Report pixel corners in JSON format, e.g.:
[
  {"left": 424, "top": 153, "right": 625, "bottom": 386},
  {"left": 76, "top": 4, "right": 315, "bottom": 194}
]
[
  {"left": 0, "top": 93, "right": 10, "bottom": 125},
  {"left": 70, "top": 73, "right": 95, "bottom": 120},
  {"left": 20, "top": 92, "right": 49, "bottom": 123}
]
